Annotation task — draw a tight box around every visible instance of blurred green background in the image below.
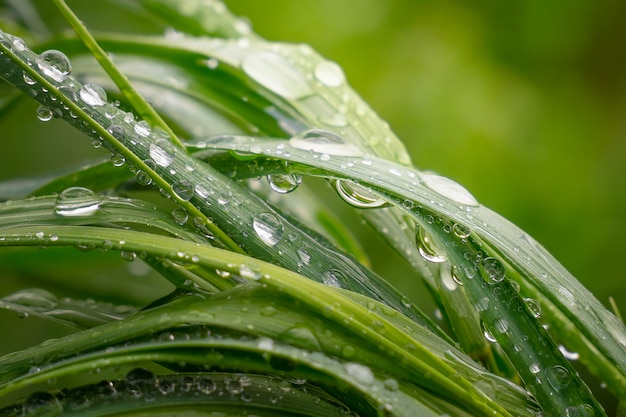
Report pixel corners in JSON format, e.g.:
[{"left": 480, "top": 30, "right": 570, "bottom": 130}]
[{"left": 0, "top": 0, "right": 624, "bottom": 411}]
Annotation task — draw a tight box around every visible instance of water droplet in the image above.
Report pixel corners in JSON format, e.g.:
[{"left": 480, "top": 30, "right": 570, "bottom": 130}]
[
  {"left": 111, "top": 153, "right": 125, "bottom": 167},
  {"left": 321, "top": 269, "right": 347, "bottom": 288},
  {"left": 415, "top": 227, "right": 447, "bottom": 263},
  {"left": 36, "top": 49, "right": 71, "bottom": 82},
  {"left": 239, "top": 264, "right": 262, "bottom": 280},
  {"left": 523, "top": 298, "right": 541, "bottom": 318},
  {"left": 253, "top": 212, "right": 284, "bottom": 246},
  {"left": 197, "top": 377, "right": 217, "bottom": 394},
  {"left": 172, "top": 180, "right": 194, "bottom": 201},
  {"left": 267, "top": 174, "right": 302, "bottom": 193},
  {"left": 121, "top": 251, "right": 137, "bottom": 262},
  {"left": 23, "top": 72, "right": 36, "bottom": 85},
  {"left": 314, "top": 60, "right": 346, "bottom": 87},
  {"left": 172, "top": 208, "right": 188, "bottom": 225},
  {"left": 282, "top": 324, "right": 321, "bottom": 351},
  {"left": 481, "top": 321, "right": 497, "bottom": 343},
  {"left": 421, "top": 174, "right": 479, "bottom": 206},
  {"left": 332, "top": 179, "right": 387, "bottom": 208},
  {"left": 12, "top": 36, "right": 27, "bottom": 51},
  {"left": 342, "top": 345, "right": 356, "bottom": 358},
  {"left": 4, "top": 288, "right": 58, "bottom": 309},
  {"left": 546, "top": 365, "right": 571, "bottom": 390},
  {"left": 564, "top": 404, "right": 594, "bottom": 417},
  {"left": 494, "top": 318, "right": 509, "bottom": 334},
  {"left": 452, "top": 223, "right": 471, "bottom": 238},
  {"left": 290, "top": 129, "right": 362, "bottom": 156},
  {"left": 136, "top": 170, "right": 153, "bottom": 186},
  {"left": 126, "top": 368, "right": 156, "bottom": 385},
  {"left": 158, "top": 379, "right": 176, "bottom": 395},
  {"left": 149, "top": 139, "right": 176, "bottom": 167},
  {"left": 481, "top": 257, "right": 505, "bottom": 283},
  {"left": 79, "top": 83, "right": 107, "bottom": 106},
  {"left": 36, "top": 105, "right": 53, "bottom": 121},
  {"left": 260, "top": 305, "right": 277, "bottom": 316},
  {"left": 55, "top": 187, "right": 101, "bottom": 217},
  {"left": 529, "top": 362, "right": 541, "bottom": 374},
  {"left": 134, "top": 120, "right": 151, "bottom": 137},
  {"left": 242, "top": 51, "right": 312, "bottom": 99},
  {"left": 297, "top": 248, "right": 311, "bottom": 265},
  {"left": 559, "top": 345, "right": 580, "bottom": 360},
  {"left": 206, "top": 58, "right": 219, "bottom": 69},
  {"left": 383, "top": 378, "right": 399, "bottom": 392},
  {"left": 344, "top": 362, "right": 374, "bottom": 385}
]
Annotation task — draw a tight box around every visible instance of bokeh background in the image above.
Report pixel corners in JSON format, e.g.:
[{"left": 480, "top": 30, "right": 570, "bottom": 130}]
[{"left": 0, "top": 0, "right": 624, "bottom": 412}]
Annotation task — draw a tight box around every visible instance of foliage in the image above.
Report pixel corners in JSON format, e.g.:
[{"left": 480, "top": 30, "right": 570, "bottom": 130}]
[{"left": 0, "top": 1, "right": 624, "bottom": 416}]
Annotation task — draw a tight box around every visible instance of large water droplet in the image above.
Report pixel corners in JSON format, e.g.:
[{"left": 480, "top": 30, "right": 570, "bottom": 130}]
[
  {"left": 314, "top": 60, "right": 346, "bottom": 87},
  {"left": 415, "top": 227, "right": 447, "bottom": 263},
  {"left": 36, "top": 49, "right": 71, "bottom": 82},
  {"left": 242, "top": 51, "right": 312, "bottom": 99},
  {"left": 282, "top": 324, "right": 321, "bottom": 351},
  {"left": 267, "top": 174, "right": 302, "bottom": 194},
  {"left": 253, "top": 212, "right": 284, "bottom": 246},
  {"left": 297, "top": 248, "right": 311, "bottom": 265},
  {"left": 55, "top": 187, "right": 101, "bottom": 217},
  {"left": 332, "top": 179, "right": 387, "bottom": 209},
  {"left": 290, "top": 129, "right": 363, "bottom": 156},
  {"left": 149, "top": 139, "right": 176, "bottom": 167},
  {"left": 523, "top": 298, "right": 542, "bottom": 318},
  {"left": 134, "top": 120, "right": 151, "bottom": 137},
  {"left": 481, "top": 257, "right": 505, "bottom": 283},
  {"left": 421, "top": 174, "right": 479, "bottom": 206},
  {"left": 79, "top": 83, "right": 107, "bottom": 106},
  {"left": 172, "top": 180, "right": 194, "bottom": 201}
]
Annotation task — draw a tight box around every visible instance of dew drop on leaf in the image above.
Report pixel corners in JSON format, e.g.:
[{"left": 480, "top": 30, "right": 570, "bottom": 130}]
[
  {"left": 172, "top": 208, "right": 188, "bottom": 225},
  {"left": 481, "top": 257, "right": 505, "bottom": 283},
  {"left": 321, "top": 269, "right": 347, "bottom": 288},
  {"left": 546, "top": 365, "right": 571, "bottom": 390},
  {"left": 172, "top": 180, "right": 194, "bottom": 201},
  {"left": 421, "top": 174, "right": 479, "bottom": 206},
  {"left": 242, "top": 51, "right": 312, "bottom": 99},
  {"left": 452, "top": 223, "right": 471, "bottom": 238},
  {"left": 22, "top": 71, "right": 36, "bottom": 85},
  {"left": 332, "top": 179, "right": 387, "bottom": 209},
  {"left": 524, "top": 297, "right": 542, "bottom": 318},
  {"left": 297, "top": 248, "right": 311, "bottom": 265},
  {"left": 111, "top": 153, "right": 125, "bottom": 167},
  {"left": 36, "top": 105, "right": 53, "bottom": 122},
  {"left": 149, "top": 139, "right": 176, "bottom": 167},
  {"left": 415, "top": 226, "right": 447, "bottom": 263},
  {"left": 36, "top": 49, "right": 71, "bottom": 82},
  {"left": 55, "top": 187, "right": 101, "bottom": 217},
  {"left": 314, "top": 60, "right": 346, "bottom": 87},
  {"left": 344, "top": 362, "right": 375, "bottom": 385},
  {"left": 79, "top": 83, "right": 107, "bottom": 106},
  {"left": 134, "top": 120, "right": 151, "bottom": 137},
  {"left": 253, "top": 212, "right": 284, "bottom": 246},
  {"left": 290, "top": 129, "right": 362, "bottom": 156},
  {"left": 267, "top": 173, "right": 302, "bottom": 194}
]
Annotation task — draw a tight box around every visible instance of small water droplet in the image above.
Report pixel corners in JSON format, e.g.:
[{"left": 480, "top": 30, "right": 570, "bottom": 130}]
[
  {"left": 134, "top": 120, "right": 151, "bottom": 137},
  {"left": 36, "top": 105, "right": 53, "bottom": 121},
  {"left": 253, "top": 212, "right": 284, "bottom": 246},
  {"left": 172, "top": 180, "right": 194, "bottom": 201},
  {"left": 242, "top": 51, "right": 312, "bottom": 99},
  {"left": 36, "top": 49, "right": 71, "bottom": 82},
  {"left": 523, "top": 298, "right": 542, "bottom": 318},
  {"left": 290, "top": 129, "right": 362, "bottom": 156},
  {"left": 546, "top": 365, "right": 571, "bottom": 390},
  {"left": 282, "top": 324, "right": 321, "bottom": 351},
  {"left": 332, "top": 179, "right": 387, "bottom": 208},
  {"left": 172, "top": 208, "right": 189, "bottom": 225},
  {"left": 415, "top": 226, "right": 447, "bottom": 263},
  {"left": 121, "top": 251, "right": 137, "bottom": 262},
  {"left": 297, "top": 248, "right": 311, "bottom": 265},
  {"left": 55, "top": 187, "right": 101, "bottom": 217},
  {"left": 559, "top": 345, "right": 580, "bottom": 360},
  {"left": 197, "top": 377, "right": 217, "bottom": 394},
  {"left": 126, "top": 368, "right": 156, "bottom": 385},
  {"left": 494, "top": 318, "right": 509, "bottom": 334},
  {"left": 149, "top": 139, "right": 176, "bottom": 167},
  {"left": 12, "top": 36, "right": 27, "bottom": 52},
  {"left": 267, "top": 173, "right": 302, "bottom": 194},
  {"left": 206, "top": 58, "right": 219, "bottom": 69},
  {"left": 321, "top": 269, "right": 347, "bottom": 288},
  {"left": 23, "top": 71, "right": 36, "bottom": 85},
  {"left": 482, "top": 321, "right": 497, "bottom": 343},
  {"left": 481, "top": 257, "right": 505, "bottom": 283},
  {"left": 529, "top": 362, "right": 541, "bottom": 374},
  {"left": 344, "top": 362, "right": 374, "bottom": 385},
  {"left": 314, "top": 60, "right": 346, "bottom": 87},
  {"left": 79, "top": 83, "right": 107, "bottom": 106},
  {"left": 421, "top": 174, "right": 479, "bottom": 206},
  {"left": 342, "top": 345, "right": 356, "bottom": 358},
  {"left": 111, "top": 153, "right": 125, "bottom": 167},
  {"left": 239, "top": 264, "right": 262, "bottom": 280},
  {"left": 260, "top": 305, "right": 277, "bottom": 317},
  {"left": 452, "top": 223, "right": 471, "bottom": 238}
]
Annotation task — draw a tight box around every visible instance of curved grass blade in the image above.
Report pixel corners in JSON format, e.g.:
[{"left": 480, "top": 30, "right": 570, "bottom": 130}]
[
  {"left": 198, "top": 136, "right": 620, "bottom": 415},
  {"left": 0, "top": 225, "right": 533, "bottom": 416},
  {"left": 0, "top": 33, "right": 442, "bottom": 333}
]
